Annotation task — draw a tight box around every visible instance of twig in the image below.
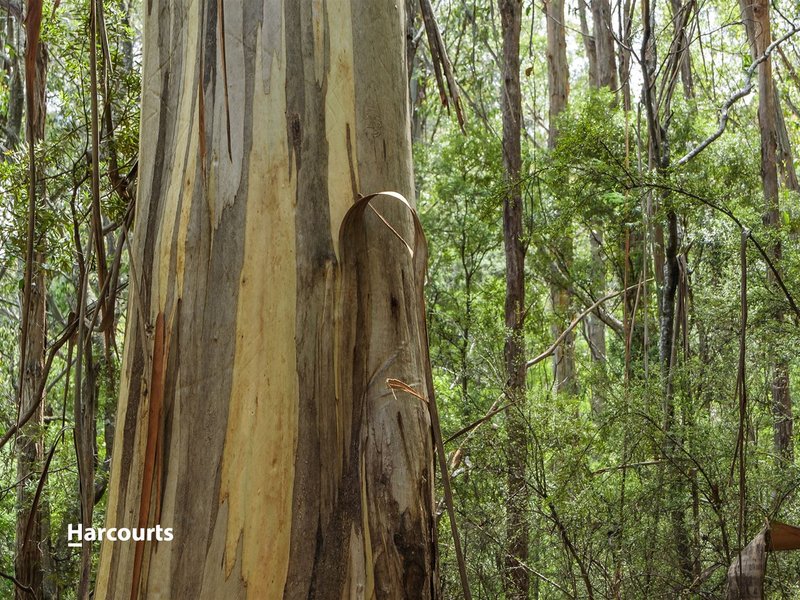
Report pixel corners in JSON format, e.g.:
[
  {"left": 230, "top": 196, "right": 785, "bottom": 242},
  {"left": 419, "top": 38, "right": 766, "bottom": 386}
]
[
  {"left": 0, "top": 570, "right": 35, "bottom": 596},
  {"left": 526, "top": 281, "right": 651, "bottom": 369},
  {"left": 675, "top": 22, "right": 800, "bottom": 166},
  {"left": 444, "top": 281, "right": 650, "bottom": 447}
]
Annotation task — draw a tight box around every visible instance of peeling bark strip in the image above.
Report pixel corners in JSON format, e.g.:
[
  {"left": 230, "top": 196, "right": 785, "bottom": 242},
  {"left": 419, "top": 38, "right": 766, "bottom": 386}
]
[
  {"left": 130, "top": 312, "right": 166, "bottom": 600},
  {"left": 336, "top": 192, "right": 437, "bottom": 599},
  {"left": 726, "top": 522, "right": 800, "bottom": 599},
  {"left": 727, "top": 530, "right": 767, "bottom": 600},
  {"left": 96, "top": 1, "right": 438, "bottom": 598}
]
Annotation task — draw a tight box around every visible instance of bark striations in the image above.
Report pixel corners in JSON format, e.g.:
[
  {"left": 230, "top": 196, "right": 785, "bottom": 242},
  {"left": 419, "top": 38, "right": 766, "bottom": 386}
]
[
  {"left": 15, "top": 260, "right": 46, "bottom": 600},
  {"left": 95, "top": 1, "right": 439, "bottom": 598},
  {"left": 498, "top": 0, "right": 529, "bottom": 597}
]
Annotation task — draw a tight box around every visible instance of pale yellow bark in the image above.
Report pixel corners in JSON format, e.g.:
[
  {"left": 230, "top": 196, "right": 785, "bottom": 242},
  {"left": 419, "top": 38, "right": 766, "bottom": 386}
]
[{"left": 97, "top": 1, "right": 436, "bottom": 598}]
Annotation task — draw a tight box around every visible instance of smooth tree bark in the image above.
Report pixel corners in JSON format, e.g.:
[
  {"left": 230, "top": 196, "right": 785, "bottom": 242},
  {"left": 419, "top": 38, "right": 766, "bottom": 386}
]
[
  {"left": 740, "top": 0, "right": 793, "bottom": 463},
  {"left": 591, "top": 0, "right": 617, "bottom": 91},
  {"left": 545, "top": 0, "right": 568, "bottom": 155},
  {"left": 96, "top": 1, "right": 439, "bottom": 598},
  {"left": 498, "top": 0, "right": 529, "bottom": 597},
  {"left": 545, "top": 0, "right": 576, "bottom": 396},
  {"left": 618, "top": 0, "right": 634, "bottom": 111},
  {"left": 578, "top": 0, "right": 597, "bottom": 88},
  {"left": 585, "top": 0, "right": 617, "bottom": 412}
]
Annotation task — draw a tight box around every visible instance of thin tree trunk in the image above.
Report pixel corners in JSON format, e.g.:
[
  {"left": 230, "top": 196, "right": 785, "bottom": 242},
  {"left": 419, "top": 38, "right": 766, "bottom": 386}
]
[
  {"left": 499, "top": 0, "right": 529, "bottom": 597},
  {"left": 670, "top": 0, "right": 694, "bottom": 99},
  {"left": 585, "top": 0, "right": 616, "bottom": 411},
  {"left": 588, "top": 230, "right": 606, "bottom": 413},
  {"left": 406, "top": 0, "right": 425, "bottom": 144},
  {"left": 96, "top": 1, "right": 439, "bottom": 598},
  {"left": 775, "top": 91, "right": 799, "bottom": 193},
  {"left": 578, "top": 0, "right": 597, "bottom": 87},
  {"left": 75, "top": 334, "right": 97, "bottom": 600},
  {"left": 546, "top": 0, "right": 575, "bottom": 397},
  {"left": 4, "top": 17, "right": 24, "bottom": 151},
  {"left": 618, "top": 0, "right": 634, "bottom": 111},
  {"left": 15, "top": 12, "right": 49, "bottom": 596},
  {"left": 15, "top": 258, "right": 46, "bottom": 600},
  {"left": 642, "top": 0, "right": 693, "bottom": 588},
  {"left": 740, "top": 0, "right": 793, "bottom": 463},
  {"left": 591, "top": 0, "right": 617, "bottom": 91},
  {"left": 546, "top": 0, "right": 569, "bottom": 149}
]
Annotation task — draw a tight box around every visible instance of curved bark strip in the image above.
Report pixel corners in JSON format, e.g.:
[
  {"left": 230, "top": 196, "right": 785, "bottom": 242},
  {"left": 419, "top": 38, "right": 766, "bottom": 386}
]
[
  {"left": 726, "top": 530, "right": 767, "bottom": 600},
  {"left": 96, "top": 1, "right": 438, "bottom": 598},
  {"left": 336, "top": 192, "right": 435, "bottom": 599}
]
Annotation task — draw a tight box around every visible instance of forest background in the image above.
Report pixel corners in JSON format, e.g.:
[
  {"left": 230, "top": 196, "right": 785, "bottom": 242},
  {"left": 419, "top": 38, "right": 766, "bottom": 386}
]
[{"left": 0, "top": 0, "right": 799, "bottom": 598}]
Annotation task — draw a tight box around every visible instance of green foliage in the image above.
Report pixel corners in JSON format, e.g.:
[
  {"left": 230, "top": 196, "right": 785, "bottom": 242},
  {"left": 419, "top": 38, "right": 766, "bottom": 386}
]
[
  {"left": 418, "top": 2, "right": 800, "bottom": 597},
  {"left": 0, "top": 0, "right": 138, "bottom": 596}
]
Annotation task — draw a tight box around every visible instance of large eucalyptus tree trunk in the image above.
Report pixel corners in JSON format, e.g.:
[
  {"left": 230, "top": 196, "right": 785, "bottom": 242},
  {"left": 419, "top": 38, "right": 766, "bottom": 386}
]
[
  {"left": 590, "top": 0, "right": 616, "bottom": 91},
  {"left": 96, "top": 1, "right": 439, "bottom": 598}
]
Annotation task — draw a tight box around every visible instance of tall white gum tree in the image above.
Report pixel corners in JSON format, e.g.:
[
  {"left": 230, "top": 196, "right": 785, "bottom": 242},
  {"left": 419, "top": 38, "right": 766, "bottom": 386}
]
[{"left": 95, "top": 1, "right": 439, "bottom": 598}]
